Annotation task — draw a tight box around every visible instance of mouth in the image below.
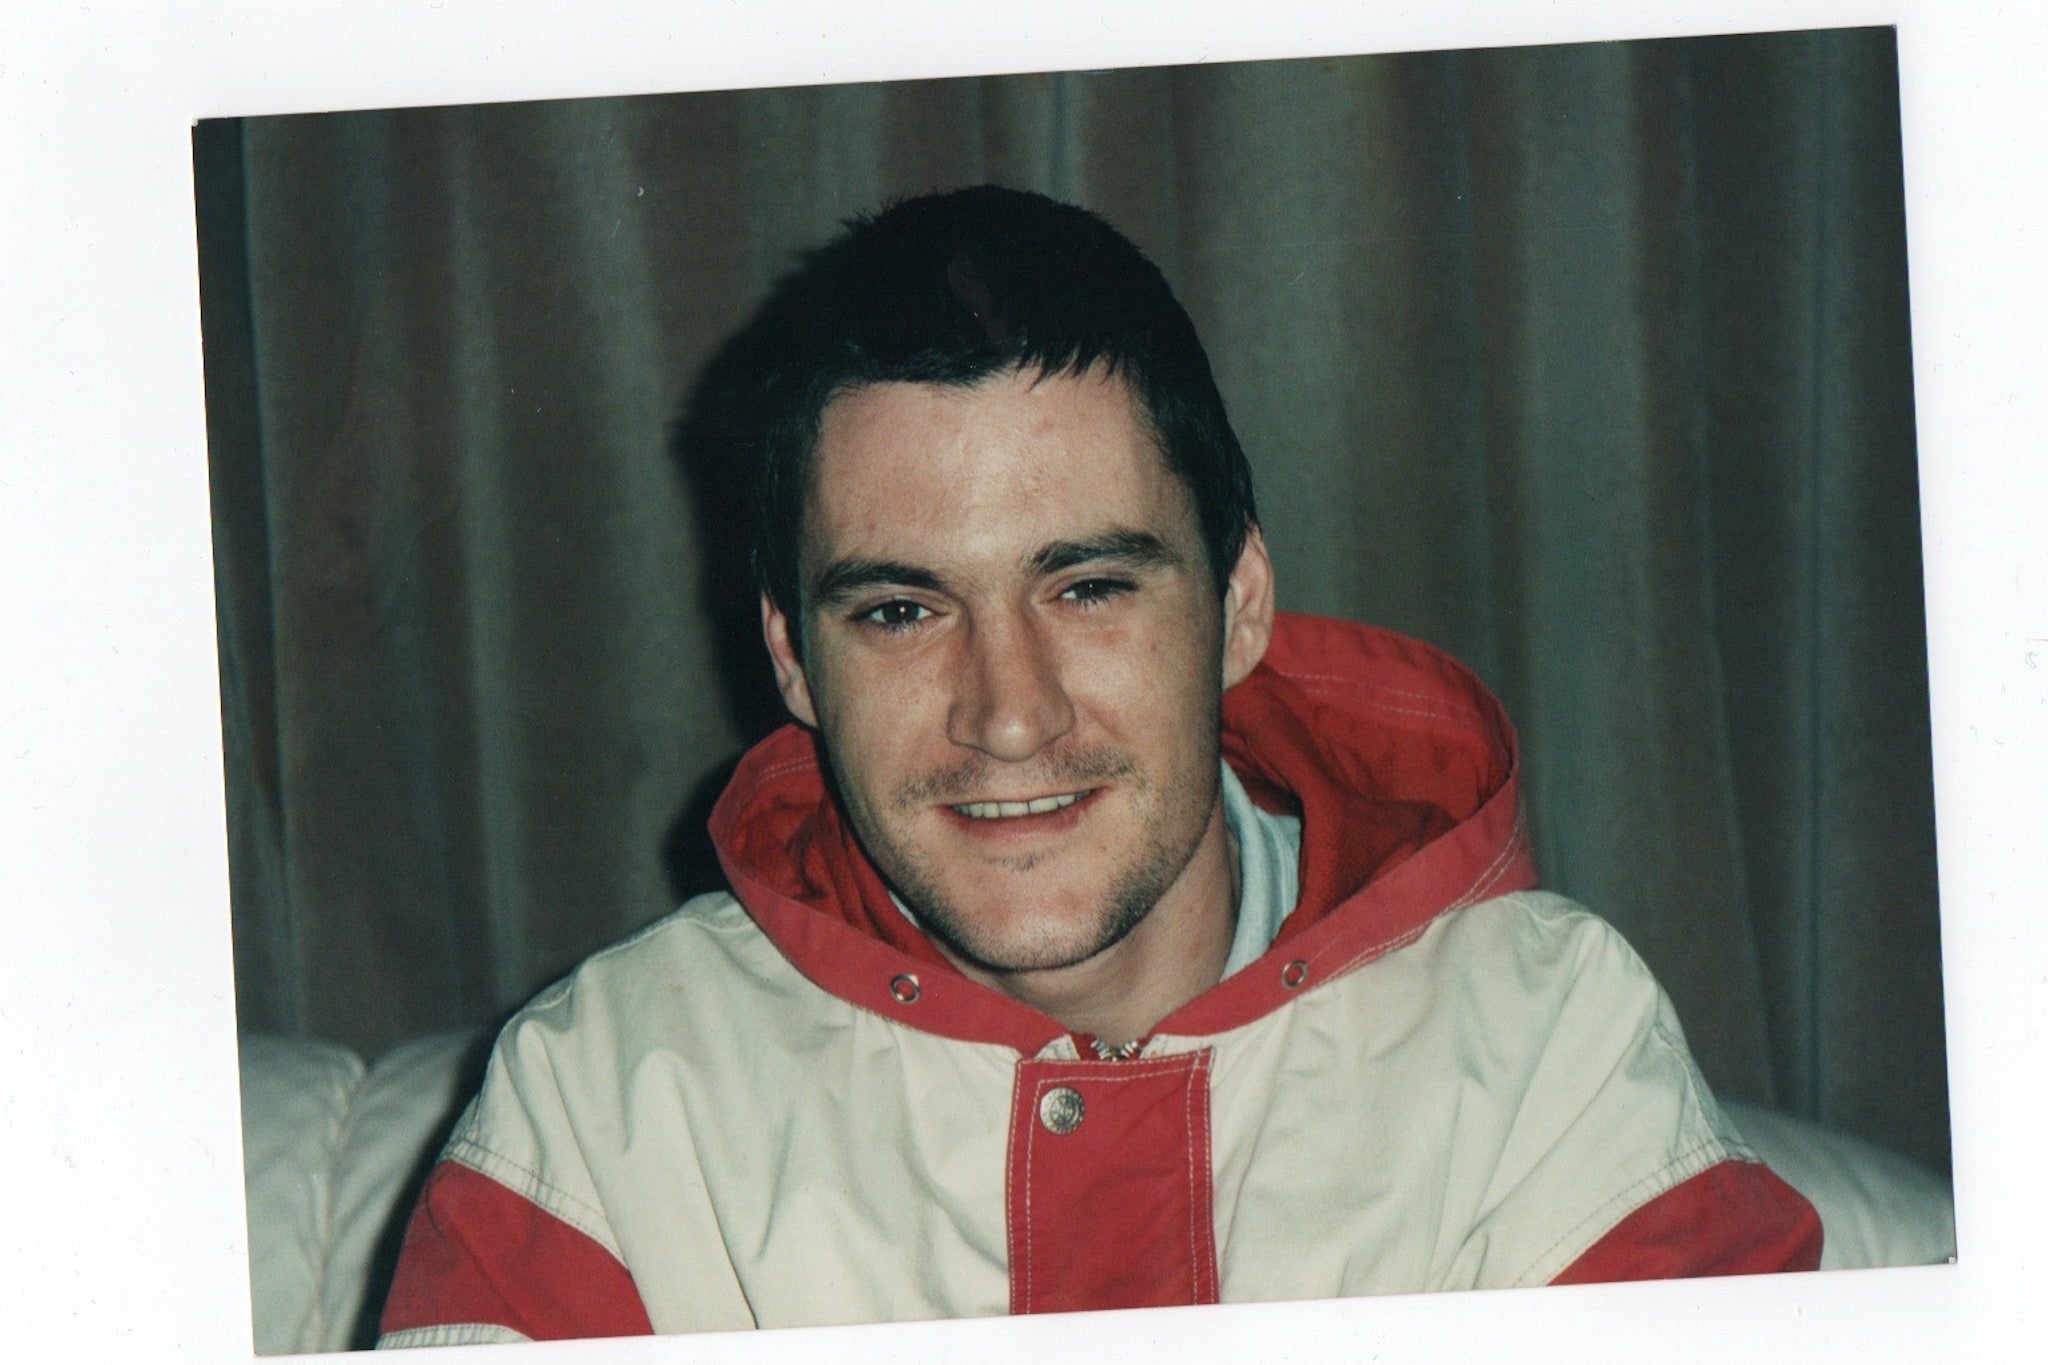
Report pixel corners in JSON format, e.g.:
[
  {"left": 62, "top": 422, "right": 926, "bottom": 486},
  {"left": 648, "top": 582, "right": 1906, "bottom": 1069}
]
[{"left": 949, "top": 790, "right": 1092, "bottom": 821}]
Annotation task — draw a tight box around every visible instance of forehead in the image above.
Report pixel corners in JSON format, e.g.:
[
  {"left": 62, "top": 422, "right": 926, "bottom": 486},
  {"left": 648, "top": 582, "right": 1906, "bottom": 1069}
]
[{"left": 803, "top": 368, "right": 1194, "bottom": 576}]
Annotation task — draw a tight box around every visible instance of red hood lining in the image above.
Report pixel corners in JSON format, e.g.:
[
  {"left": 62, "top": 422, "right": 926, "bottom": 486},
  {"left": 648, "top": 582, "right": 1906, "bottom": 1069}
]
[{"left": 709, "top": 614, "right": 1519, "bottom": 978}]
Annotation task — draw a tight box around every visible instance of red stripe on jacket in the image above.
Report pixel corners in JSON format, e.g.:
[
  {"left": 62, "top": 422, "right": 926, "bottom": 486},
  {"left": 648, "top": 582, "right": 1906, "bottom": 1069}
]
[
  {"left": 1552, "top": 1158, "right": 1823, "bottom": 1284},
  {"left": 1006, "top": 1052, "right": 1220, "bottom": 1314},
  {"left": 380, "top": 1160, "right": 654, "bottom": 1341}
]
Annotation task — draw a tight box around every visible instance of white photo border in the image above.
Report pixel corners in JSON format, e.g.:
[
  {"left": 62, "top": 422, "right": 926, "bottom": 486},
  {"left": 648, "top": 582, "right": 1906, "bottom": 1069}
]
[{"left": 4, "top": 1, "right": 2037, "bottom": 1359}]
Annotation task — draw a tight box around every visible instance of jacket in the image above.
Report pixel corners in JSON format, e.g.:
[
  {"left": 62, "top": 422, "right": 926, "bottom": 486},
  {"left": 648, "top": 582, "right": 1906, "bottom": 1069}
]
[{"left": 378, "top": 613, "right": 1821, "bottom": 1347}]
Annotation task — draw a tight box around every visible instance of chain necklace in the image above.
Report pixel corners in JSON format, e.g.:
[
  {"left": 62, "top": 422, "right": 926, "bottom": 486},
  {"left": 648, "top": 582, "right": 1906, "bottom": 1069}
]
[{"left": 1088, "top": 1036, "right": 1146, "bottom": 1061}]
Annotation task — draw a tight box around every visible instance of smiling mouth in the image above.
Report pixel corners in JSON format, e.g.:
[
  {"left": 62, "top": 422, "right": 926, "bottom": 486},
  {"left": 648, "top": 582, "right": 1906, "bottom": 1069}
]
[{"left": 950, "top": 790, "right": 1091, "bottom": 820}]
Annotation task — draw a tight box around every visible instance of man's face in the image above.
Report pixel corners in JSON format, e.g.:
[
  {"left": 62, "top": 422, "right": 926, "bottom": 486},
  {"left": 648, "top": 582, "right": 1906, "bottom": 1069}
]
[{"left": 762, "top": 367, "right": 1272, "bottom": 979}]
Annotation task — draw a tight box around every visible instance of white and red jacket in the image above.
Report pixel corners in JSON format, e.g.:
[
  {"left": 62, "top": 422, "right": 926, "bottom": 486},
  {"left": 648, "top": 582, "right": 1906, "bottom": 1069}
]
[{"left": 379, "top": 614, "right": 1820, "bottom": 1347}]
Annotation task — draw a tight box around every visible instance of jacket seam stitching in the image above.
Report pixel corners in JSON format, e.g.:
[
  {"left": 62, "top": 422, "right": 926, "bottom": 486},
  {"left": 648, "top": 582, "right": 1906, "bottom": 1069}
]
[
  {"left": 441, "top": 1139, "right": 621, "bottom": 1260},
  {"left": 1274, "top": 670, "right": 1486, "bottom": 721},
  {"left": 1016, "top": 1054, "right": 1209, "bottom": 1311},
  {"left": 1516, "top": 1136, "right": 1739, "bottom": 1286},
  {"left": 378, "top": 1320, "right": 534, "bottom": 1347}
]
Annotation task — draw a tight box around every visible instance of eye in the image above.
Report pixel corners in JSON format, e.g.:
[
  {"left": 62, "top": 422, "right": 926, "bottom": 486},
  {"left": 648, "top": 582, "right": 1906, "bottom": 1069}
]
[
  {"left": 1060, "top": 577, "right": 1133, "bottom": 607},
  {"left": 856, "top": 599, "right": 932, "bottom": 632}
]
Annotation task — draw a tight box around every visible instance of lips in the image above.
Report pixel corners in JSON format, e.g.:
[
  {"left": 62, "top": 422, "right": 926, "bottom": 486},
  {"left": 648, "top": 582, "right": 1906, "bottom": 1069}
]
[{"left": 950, "top": 790, "right": 1089, "bottom": 820}]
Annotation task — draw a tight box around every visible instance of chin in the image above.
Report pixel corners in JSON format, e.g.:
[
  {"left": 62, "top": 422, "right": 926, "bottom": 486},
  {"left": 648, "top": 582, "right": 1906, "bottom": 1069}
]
[{"left": 907, "top": 877, "right": 1156, "bottom": 976}]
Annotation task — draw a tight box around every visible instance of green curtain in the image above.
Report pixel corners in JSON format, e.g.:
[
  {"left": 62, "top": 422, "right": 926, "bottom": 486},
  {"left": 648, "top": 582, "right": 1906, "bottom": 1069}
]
[{"left": 196, "top": 27, "right": 1947, "bottom": 1170}]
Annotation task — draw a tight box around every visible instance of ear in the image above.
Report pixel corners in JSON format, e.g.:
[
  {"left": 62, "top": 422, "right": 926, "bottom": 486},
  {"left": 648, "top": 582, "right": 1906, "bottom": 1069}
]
[
  {"left": 1220, "top": 526, "right": 1276, "bottom": 691},
  {"left": 760, "top": 592, "right": 820, "bottom": 727}
]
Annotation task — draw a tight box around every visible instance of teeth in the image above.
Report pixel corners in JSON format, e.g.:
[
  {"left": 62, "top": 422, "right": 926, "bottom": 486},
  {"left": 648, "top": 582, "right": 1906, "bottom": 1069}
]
[{"left": 954, "top": 791, "right": 1085, "bottom": 820}]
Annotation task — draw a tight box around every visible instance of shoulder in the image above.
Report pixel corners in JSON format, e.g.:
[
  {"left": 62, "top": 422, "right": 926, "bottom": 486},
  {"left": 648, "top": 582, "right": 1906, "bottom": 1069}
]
[
  {"left": 1440, "top": 888, "right": 1648, "bottom": 966},
  {"left": 525, "top": 891, "right": 759, "bottom": 1012},
  {"left": 1406, "top": 891, "right": 1759, "bottom": 1186},
  {"left": 1409, "top": 896, "right": 1782, "bottom": 1283},
  {"left": 459, "top": 888, "right": 859, "bottom": 1151},
  {"left": 1405, "top": 890, "right": 1673, "bottom": 1032},
  {"left": 1301, "top": 890, "right": 1734, "bottom": 1164},
  {"left": 1439, "top": 891, "right": 1719, "bottom": 1110},
  {"left": 489, "top": 891, "right": 786, "bottom": 1062},
  {"left": 1290, "top": 890, "right": 1673, "bottom": 1079},
  {"left": 448, "top": 894, "right": 765, "bottom": 1159},
  {"left": 425, "top": 897, "right": 762, "bottom": 1222}
]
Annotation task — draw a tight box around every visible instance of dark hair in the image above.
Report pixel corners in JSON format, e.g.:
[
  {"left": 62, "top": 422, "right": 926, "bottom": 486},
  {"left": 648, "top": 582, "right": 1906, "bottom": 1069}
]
[{"left": 744, "top": 185, "right": 1258, "bottom": 624}]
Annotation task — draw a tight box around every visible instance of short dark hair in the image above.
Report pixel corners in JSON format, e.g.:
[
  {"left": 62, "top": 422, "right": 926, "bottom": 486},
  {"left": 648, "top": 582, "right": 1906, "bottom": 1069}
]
[{"left": 744, "top": 185, "right": 1259, "bottom": 624}]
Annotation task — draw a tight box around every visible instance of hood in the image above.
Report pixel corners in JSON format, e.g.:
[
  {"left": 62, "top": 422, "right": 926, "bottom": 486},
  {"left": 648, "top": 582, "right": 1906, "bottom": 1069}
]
[{"left": 707, "top": 612, "right": 1536, "bottom": 1053}]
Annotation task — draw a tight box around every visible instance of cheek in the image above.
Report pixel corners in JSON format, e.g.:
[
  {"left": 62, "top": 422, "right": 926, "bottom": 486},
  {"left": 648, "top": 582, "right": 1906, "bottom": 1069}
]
[
  {"left": 811, "top": 648, "right": 947, "bottom": 786},
  {"left": 1074, "top": 624, "right": 1222, "bottom": 746}
]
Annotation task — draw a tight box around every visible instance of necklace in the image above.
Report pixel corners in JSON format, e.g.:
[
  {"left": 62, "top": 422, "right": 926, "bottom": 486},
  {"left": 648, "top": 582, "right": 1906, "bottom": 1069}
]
[{"left": 1088, "top": 1036, "right": 1146, "bottom": 1061}]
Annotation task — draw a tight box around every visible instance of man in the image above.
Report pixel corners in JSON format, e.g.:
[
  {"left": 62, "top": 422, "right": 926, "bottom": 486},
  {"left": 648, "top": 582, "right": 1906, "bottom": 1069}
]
[{"left": 378, "top": 186, "right": 1820, "bottom": 1347}]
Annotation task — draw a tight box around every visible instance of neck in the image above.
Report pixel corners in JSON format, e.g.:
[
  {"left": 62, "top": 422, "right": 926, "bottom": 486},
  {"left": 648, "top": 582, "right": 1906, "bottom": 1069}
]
[{"left": 939, "top": 802, "right": 1241, "bottom": 1048}]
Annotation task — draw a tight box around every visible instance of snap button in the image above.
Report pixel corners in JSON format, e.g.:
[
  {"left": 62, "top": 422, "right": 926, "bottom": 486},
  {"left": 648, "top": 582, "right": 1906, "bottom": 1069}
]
[
  {"left": 889, "top": 973, "right": 921, "bottom": 1004},
  {"left": 1281, "top": 959, "right": 1310, "bottom": 989},
  {"left": 1038, "top": 1085, "right": 1085, "bottom": 1135}
]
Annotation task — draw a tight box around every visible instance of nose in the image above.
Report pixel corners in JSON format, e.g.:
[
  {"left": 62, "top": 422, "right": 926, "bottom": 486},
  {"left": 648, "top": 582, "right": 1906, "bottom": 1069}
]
[{"left": 946, "top": 613, "right": 1076, "bottom": 762}]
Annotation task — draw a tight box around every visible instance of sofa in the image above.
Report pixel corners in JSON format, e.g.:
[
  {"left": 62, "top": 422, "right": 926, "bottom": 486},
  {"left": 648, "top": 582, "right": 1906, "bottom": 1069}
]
[{"left": 237, "top": 1028, "right": 1958, "bottom": 1355}]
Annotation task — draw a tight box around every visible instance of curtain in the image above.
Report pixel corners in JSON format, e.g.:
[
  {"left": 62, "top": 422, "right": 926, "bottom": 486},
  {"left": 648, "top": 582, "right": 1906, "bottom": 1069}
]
[{"left": 195, "top": 27, "right": 1946, "bottom": 1171}]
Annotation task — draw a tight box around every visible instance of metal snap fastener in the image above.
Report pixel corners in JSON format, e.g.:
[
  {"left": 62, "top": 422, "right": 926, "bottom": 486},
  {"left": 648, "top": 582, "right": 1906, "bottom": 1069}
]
[
  {"left": 889, "top": 973, "right": 921, "bottom": 1003},
  {"left": 1038, "top": 1085, "right": 1085, "bottom": 1135},
  {"left": 1281, "top": 959, "right": 1310, "bottom": 989}
]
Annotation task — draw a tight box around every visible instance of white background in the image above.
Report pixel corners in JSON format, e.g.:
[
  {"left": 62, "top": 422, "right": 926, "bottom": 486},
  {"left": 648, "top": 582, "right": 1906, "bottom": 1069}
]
[{"left": 1, "top": 1, "right": 2040, "bottom": 1360}]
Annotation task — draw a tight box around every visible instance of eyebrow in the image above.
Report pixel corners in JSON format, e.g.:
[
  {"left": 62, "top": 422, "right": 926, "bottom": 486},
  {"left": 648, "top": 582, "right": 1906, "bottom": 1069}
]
[
  {"left": 806, "top": 528, "right": 1185, "bottom": 611},
  {"left": 809, "top": 558, "right": 949, "bottom": 610},
  {"left": 1028, "top": 529, "right": 1183, "bottom": 577}
]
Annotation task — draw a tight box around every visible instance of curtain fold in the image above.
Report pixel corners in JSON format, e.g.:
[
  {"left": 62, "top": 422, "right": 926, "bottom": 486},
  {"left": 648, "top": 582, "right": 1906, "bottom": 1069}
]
[{"left": 196, "top": 28, "right": 1946, "bottom": 1169}]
